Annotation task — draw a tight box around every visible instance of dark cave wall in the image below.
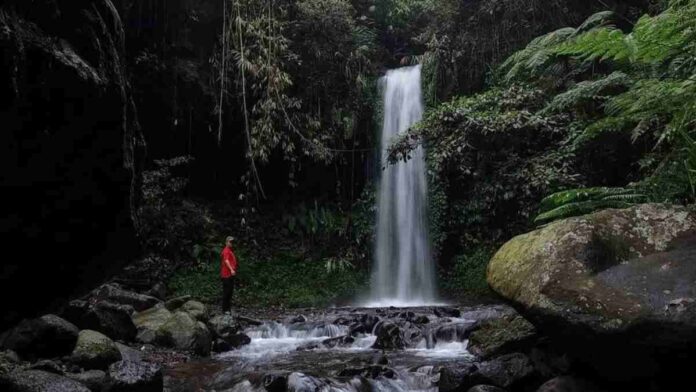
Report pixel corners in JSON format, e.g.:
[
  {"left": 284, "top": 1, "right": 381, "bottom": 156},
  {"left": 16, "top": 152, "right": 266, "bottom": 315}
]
[{"left": 0, "top": 0, "right": 145, "bottom": 329}]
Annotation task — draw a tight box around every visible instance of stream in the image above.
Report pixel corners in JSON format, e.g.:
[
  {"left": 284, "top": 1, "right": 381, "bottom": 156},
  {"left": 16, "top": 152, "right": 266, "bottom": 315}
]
[{"left": 165, "top": 305, "right": 512, "bottom": 392}]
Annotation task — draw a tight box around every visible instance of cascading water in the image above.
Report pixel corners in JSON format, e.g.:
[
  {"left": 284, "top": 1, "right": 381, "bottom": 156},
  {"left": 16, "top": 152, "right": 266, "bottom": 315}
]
[{"left": 370, "top": 64, "right": 436, "bottom": 306}]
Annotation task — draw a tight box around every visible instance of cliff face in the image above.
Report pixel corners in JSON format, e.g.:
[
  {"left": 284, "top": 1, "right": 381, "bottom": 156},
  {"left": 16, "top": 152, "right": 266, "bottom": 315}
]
[{"left": 0, "top": 0, "right": 145, "bottom": 328}]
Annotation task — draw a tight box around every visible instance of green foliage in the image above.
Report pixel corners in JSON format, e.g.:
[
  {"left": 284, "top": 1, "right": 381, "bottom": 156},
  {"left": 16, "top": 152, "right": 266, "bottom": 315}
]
[
  {"left": 534, "top": 187, "right": 647, "bottom": 224},
  {"left": 440, "top": 247, "right": 494, "bottom": 297},
  {"left": 542, "top": 72, "right": 633, "bottom": 115},
  {"left": 168, "top": 247, "right": 367, "bottom": 307},
  {"left": 281, "top": 202, "right": 348, "bottom": 245}
]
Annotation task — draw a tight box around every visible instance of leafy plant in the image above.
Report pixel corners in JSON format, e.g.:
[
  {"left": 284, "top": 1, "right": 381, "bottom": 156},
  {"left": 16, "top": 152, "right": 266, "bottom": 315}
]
[{"left": 534, "top": 187, "right": 647, "bottom": 224}]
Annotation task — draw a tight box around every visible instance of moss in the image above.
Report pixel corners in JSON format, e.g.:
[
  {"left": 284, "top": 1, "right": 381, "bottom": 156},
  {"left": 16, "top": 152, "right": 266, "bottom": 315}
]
[{"left": 468, "top": 316, "right": 537, "bottom": 359}]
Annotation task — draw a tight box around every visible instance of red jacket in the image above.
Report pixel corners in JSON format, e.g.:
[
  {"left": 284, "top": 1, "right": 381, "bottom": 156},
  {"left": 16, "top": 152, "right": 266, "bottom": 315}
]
[{"left": 220, "top": 246, "right": 238, "bottom": 278}]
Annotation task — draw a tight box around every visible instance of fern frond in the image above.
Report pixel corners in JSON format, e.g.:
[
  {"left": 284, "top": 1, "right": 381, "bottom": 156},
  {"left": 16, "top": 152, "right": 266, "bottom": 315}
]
[
  {"left": 534, "top": 200, "right": 633, "bottom": 224},
  {"left": 542, "top": 72, "right": 632, "bottom": 114},
  {"left": 538, "top": 186, "right": 634, "bottom": 213}
]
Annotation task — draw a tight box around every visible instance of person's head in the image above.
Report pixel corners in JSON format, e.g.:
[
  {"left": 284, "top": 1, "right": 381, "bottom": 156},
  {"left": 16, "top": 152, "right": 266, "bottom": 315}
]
[{"left": 225, "top": 236, "right": 234, "bottom": 247}]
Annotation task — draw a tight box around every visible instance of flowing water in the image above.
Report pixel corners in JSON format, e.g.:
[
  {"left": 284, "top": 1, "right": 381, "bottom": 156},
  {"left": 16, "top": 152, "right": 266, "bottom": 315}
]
[
  {"left": 165, "top": 305, "right": 515, "bottom": 392},
  {"left": 370, "top": 65, "right": 436, "bottom": 306}
]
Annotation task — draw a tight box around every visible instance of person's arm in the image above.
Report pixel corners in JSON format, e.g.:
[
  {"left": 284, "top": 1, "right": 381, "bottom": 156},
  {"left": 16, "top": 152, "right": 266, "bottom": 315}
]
[{"left": 224, "top": 257, "right": 235, "bottom": 275}]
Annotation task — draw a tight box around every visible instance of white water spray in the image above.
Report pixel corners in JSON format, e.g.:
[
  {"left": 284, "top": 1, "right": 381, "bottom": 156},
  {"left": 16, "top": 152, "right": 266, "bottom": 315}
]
[{"left": 369, "top": 65, "right": 436, "bottom": 306}]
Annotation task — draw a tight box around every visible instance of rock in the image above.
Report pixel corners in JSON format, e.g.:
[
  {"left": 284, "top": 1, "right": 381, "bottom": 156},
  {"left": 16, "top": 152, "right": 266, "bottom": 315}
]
[
  {"left": 290, "top": 315, "right": 307, "bottom": 323},
  {"left": 536, "top": 376, "right": 605, "bottom": 392},
  {"left": 180, "top": 301, "right": 208, "bottom": 322},
  {"left": 487, "top": 204, "right": 696, "bottom": 384},
  {"left": 372, "top": 321, "right": 422, "bottom": 350},
  {"left": 92, "top": 284, "right": 161, "bottom": 312},
  {"left": 236, "top": 316, "right": 263, "bottom": 328},
  {"left": 414, "top": 315, "right": 430, "bottom": 324},
  {"left": 146, "top": 282, "right": 167, "bottom": 301},
  {"left": 164, "top": 296, "right": 192, "bottom": 311},
  {"left": 434, "top": 307, "right": 461, "bottom": 318},
  {"left": 212, "top": 339, "right": 232, "bottom": 353},
  {"left": 70, "top": 330, "right": 121, "bottom": 370},
  {"left": 0, "top": 0, "right": 145, "bottom": 332},
  {"left": 115, "top": 342, "right": 142, "bottom": 363},
  {"left": 0, "top": 370, "right": 91, "bottom": 392},
  {"left": 157, "top": 311, "right": 211, "bottom": 356},
  {"left": 475, "top": 353, "right": 537, "bottom": 390},
  {"left": 65, "top": 370, "right": 107, "bottom": 392},
  {"left": 468, "top": 386, "right": 507, "bottom": 392},
  {"left": 63, "top": 300, "right": 137, "bottom": 342},
  {"left": 2, "top": 315, "right": 79, "bottom": 359},
  {"left": 132, "top": 305, "right": 173, "bottom": 344},
  {"left": 262, "top": 371, "right": 289, "bottom": 392},
  {"left": 438, "top": 362, "right": 479, "bottom": 392},
  {"left": 29, "top": 359, "right": 64, "bottom": 374},
  {"left": 106, "top": 360, "right": 163, "bottom": 392},
  {"left": 0, "top": 350, "right": 20, "bottom": 375},
  {"left": 433, "top": 321, "right": 478, "bottom": 343},
  {"left": 468, "top": 316, "right": 537, "bottom": 359},
  {"left": 298, "top": 335, "right": 352, "bottom": 351},
  {"left": 223, "top": 334, "right": 251, "bottom": 349},
  {"left": 207, "top": 314, "right": 241, "bottom": 339},
  {"left": 337, "top": 365, "right": 396, "bottom": 379}
]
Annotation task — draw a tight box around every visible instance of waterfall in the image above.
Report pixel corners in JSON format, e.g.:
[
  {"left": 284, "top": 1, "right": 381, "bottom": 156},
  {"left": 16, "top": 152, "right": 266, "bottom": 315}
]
[{"left": 369, "top": 65, "right": 436, "bottom": 306}]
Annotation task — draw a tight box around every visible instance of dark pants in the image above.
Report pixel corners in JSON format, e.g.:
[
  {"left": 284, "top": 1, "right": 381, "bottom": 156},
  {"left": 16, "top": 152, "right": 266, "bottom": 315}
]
[{"left": 222, "top": 277, "right": 235, "bottom": 312}]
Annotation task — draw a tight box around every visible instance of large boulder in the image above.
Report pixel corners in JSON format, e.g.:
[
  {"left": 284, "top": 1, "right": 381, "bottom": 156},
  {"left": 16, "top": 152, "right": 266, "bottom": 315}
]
[
  {"left": 91, "top": 284, "right": 161, "bottom": 312},
  {"left": 1, "top": 315, "right": 78, "bottom": 359},
  {"left": 372, "top": 321, "right": 422, "bottom": 350},
  {"left": 0, "top": 369, "right": 91, "bottom": 392},
  {"left": 536, "top": 376, "right": 605, "bottom": 392},
  {"left": 132, "top": 305, "right": 173, "bottom": 344},
  {"left": 106, "top": 360, "right": 162, "bottom": 392},
  {"left": 65, "top": 370, "right": 108, "bottom": 392},
  {"left": 487, "top": 204, "right": 696, "bottom": 385},
  {"left": 180, "top": 300, "right": 208, "bottom": 322},
  {"left": 63, "top": 300, "right": 137, "bottom": 342},
  {"left": 468, "top": 316, "right": 537, "bottom": 359},
  {"left": 157, "top": 311, "right": 211, "bottom": 356},
  {"left": 70, "top": 330, "right": 122, "bottom": 370}
]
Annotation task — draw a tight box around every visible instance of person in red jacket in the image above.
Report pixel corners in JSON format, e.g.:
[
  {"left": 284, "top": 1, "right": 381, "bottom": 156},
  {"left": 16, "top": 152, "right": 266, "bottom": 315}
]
[{"left": 220, "top": 236, "right": 238, "bottom": 313}]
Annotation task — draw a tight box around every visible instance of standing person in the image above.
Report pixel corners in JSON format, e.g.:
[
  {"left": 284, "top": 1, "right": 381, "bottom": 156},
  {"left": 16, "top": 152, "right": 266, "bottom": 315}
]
[{"left": 220, "top": 236, "right": 238, "bottom": 314}]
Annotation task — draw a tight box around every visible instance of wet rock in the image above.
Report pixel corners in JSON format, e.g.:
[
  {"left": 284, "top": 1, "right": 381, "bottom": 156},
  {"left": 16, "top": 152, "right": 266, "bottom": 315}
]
[
  {"left": 0, "top": 369, "right": 91, "bottom": 392},
  {"left": 29, "top": 359, "right": 64, "bottom": 374},
  {"left": 237, "top": 316, "right": 263, "bottom": 328},
  {"left": 63, "top": 300, "right": 137, "bottom": 342},
  {"left": 164, "top": 296, "right": 192, "bottom": 311},
  {"left": 262, "top": 371, "right": 289, "bottom": 392},
  {"left": 468, "top": 385, "right": 507, "bottom": 392},
  {"left": 414, "top": 315, "right": 430, "bottom": 324},
  {"left": 536, "top": 376, "right": 605, "bottom": 392},
  {"left": 348, "top": 323, "right": 368, "bottom": 336},
  {"left": 373, "top": 320, "right": 424, "bottom": 350},
  {"left": 65, "top": 370, "right": 107, "bottom": 392},
  {"left": 438, "top": 363, "right": 479, "bottom": 392},
  {"left": 224, "top": 333, "right": 251, "bottom": 349},
  {"left": 92, "top": 283, "right": 161, "bottom": 312},
  {"left": 374, "top": 354, "right": 389, "bottom": 365},
  {"left": 212, "top": 339, "right": 231, "bottom": 353},
  {"left": 337, "top": 365, "right": 396, "bottom": 379},
  {"left": 434, "top": 307, "right": 461, "bottom": 318},
  {"left": 433, "top": 321, "right": 478, "bottom": 343},
  {"left": 475, "top": 353, "right": 537, "bottom": 389},
  {"left": 298, "top": 335, "right": 353, "bottom": 351},
  {"left": 106, "top": 360, "right": 163, "bottom": 392},
  {"left": 2, "top": 315, "right": 79, "bottom": 359},
  {"left": 488, "top": 204, "right": 696, "bottom": 385},
  {"left": 132, "top": 305, "right": 173, "bottom": 344},
  {"left": 146, "top": 282, "right": 167, "bottom": 301},
  {"left": 180, "top": 301, "right": 208, "bottom": 322},
  {"left": 208, "top": 314, "right": 241, "bottom": 339},
  {"left": 468, "top": 316, "right": 537, "bottom": 359},
  {"left": 459, "top": 305, "right": 517, "bottom": 322},
  {"left": 70, "top": 330, "right": 122, "bottom": 370},
  {"left": 290, "top": 315, "right": 307, "bottom": 324},
  {"left": 157, "top": 311, "right": 212, "bottom": 356},
  {"left": 0, "top": 350, "right": 20, "bottom": 375}
]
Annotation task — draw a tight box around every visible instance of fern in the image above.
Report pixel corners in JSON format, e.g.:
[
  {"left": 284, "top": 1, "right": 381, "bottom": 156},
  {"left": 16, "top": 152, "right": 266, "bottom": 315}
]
[
  {"left": 542, "top": 72, "right": 632, "bottom": 114},
  {"left": 499, "top": 27, "right": 577, "bottom": 83},
  {"left": 534, "top": 200, "right": 634, "bottom": 224},
  {"left": 535, "top": 186, "right": 646, "bottom": 224}
]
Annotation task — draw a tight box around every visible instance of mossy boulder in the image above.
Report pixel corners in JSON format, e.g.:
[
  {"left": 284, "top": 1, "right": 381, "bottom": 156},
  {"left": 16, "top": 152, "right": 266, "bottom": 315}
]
[
  {"left": 157, "top": 312, "right": 211, "bottom": 356},
  {"left": 132, "top": 305, "right": 173, "bottom": 344},
  {"left": 70, "top": 330, "right": 121, "bottom": 370},
  {"left": 468, "top": 316, "right": 537, "bottom": 359},
  {"left": 180, "top": 300, "right": 208, "bottom": 322},
  {"left": 487, "top": 204, "right": 696, "bottom": 385}
]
